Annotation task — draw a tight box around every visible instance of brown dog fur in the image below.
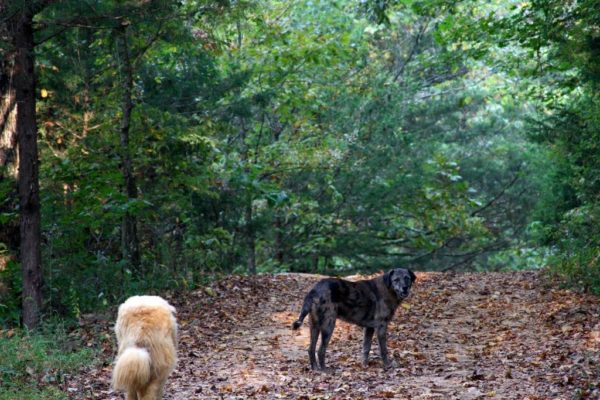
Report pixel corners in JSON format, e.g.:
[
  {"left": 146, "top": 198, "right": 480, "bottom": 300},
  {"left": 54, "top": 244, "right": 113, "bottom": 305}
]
[{"left": 112, "top": 295, "right": 177, "bottom": 400}]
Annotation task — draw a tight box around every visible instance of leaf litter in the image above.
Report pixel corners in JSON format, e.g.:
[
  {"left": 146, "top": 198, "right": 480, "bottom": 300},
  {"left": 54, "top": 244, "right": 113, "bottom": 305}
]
[{"left": 65, "top": 270, "right": 599, "bottom": 399}]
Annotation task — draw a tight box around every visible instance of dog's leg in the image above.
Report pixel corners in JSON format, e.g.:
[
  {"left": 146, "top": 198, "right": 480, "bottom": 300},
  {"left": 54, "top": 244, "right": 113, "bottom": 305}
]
[
  {"left": 362, "top": 327, "right": 374, "bottom": 367},
  {"left": 139, "top": 379, "right": 163, "bottom": 400},
  {"left": 376, "top": 325, "right": 391, "bottom": 369},
  {"left": 309, "top": 320, "right": 319, "bottom": 370},
  {"left": 125, "top": 389, "right": 138, "bottom": 400},
  {"left": 317, "top": 318, "right": 336, "bottom": 371},
  {"left": 153, "top": 378, "right": 167, "bottom": 400},
  {"left": 154, "top": 378, "right": 167, "bottom": 400}
]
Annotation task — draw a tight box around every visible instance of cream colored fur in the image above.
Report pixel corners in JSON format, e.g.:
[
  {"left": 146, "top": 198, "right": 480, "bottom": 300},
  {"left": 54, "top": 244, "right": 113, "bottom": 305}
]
[{"left": 112, "top": 295, "right": 177, "bottom": 400}]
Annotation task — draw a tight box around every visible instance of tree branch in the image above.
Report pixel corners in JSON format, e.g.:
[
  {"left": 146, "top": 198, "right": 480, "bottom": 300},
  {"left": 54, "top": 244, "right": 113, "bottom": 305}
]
[
  {"left": 392, "top": 19, "right": 429, "bottom": 83},
  {"left": 471, "top": 170, "right": 521, "bottom": 217}
]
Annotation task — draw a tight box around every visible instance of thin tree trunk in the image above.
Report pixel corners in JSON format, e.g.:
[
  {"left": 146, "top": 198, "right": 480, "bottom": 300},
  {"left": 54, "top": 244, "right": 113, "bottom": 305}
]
[
  {"left": 11, "top": 7, "right": 42, "bottom": 329},
  {"left": 239, "top": 115, "right": 256, "bottom": 275},
  {"left": 245, "top": 195, "right": 256, "bottom": 274},
  {"left": 274, "top": 214, "right": 284, "bottom": 265},
  {"left": 0, "top": 8, "right": 20, "bottom": 254},
  {"left": 116, "top": 24, "right": 141, "bottom": 273},
  {"left": 0, "top": 75, "right": 17, "bottom": 171},
  {"left": 233, "top": 24, "right": 256, "bottom": 275},
  {"left": 0, "top": 4, "right": 18, "bottom": 173},
  {"left": 81, "top": 28, "right": 93, "bottom": 139}
]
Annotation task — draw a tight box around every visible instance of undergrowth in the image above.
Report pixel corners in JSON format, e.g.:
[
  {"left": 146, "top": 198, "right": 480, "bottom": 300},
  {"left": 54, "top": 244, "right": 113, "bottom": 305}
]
[{"left": 0, "top": 323, "right": 94, "bottom": 400}]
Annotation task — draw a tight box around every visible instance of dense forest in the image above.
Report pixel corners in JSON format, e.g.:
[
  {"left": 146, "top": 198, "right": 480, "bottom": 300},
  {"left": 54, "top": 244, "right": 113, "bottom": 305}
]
[{"left": 0, "top": 0, "right": 599, "bottom": 397}]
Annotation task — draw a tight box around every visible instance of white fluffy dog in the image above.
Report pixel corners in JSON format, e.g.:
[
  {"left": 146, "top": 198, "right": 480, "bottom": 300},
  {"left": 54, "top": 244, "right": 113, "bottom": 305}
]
[{"left": 112, "top": 295, "right": 177, "bottom": 400}]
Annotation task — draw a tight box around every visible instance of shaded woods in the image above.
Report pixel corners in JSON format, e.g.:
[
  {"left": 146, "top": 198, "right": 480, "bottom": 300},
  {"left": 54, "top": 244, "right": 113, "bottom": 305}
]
[{"left": 0, "top": 0, "right": 599, "bottom": 398}]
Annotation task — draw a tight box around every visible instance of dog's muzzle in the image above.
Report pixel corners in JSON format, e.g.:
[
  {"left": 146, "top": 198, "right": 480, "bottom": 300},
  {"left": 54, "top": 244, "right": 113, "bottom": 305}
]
[{"left": 393, "top": 287, "right": 408, "bottom": 298}]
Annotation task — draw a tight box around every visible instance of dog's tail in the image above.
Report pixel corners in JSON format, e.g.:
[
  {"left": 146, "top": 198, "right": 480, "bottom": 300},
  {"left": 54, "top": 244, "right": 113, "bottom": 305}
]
[
  {"left": 292, "top": 289, "right": 316, "bottom": 330},
  {"left": 112, "top": 347, "right": 151, "bottom": 391}
]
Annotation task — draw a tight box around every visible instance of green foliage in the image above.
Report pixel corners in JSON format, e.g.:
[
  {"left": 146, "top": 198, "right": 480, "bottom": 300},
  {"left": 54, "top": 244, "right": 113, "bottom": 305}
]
[
  {"left": 6, "top": 0, "right": 600, "bottom": 328},
  {"left": 547, "top": 204, "right": 600, "bottom": 295},
  {"left": 0, "top": 260, "right": 22, "bottom": 327},
  {"left": 429, "top": 0, "right": 600, "bottom": 291},
  {"left": 0, "top": 327, "right": 93, "bottom": 399},
  {"left": 34, "top": 0, "right": 543, "bottom": 296},
  {"left": 0, "top": 387, "right": 67, "bottom": 400},
  {"left": 501, "top": 0, "right": 600, "bottom": 292}
]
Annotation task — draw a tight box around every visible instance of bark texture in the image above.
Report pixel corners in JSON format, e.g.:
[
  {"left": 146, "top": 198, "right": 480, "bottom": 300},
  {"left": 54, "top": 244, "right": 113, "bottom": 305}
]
[{"left": 10, "top": 4, "right": 43, "bottom": 329}]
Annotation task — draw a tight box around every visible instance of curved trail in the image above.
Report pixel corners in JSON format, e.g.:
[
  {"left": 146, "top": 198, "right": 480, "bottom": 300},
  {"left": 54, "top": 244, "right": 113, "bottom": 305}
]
[{"left": 73, "top": 271, "right": 599, "bottom": 399}]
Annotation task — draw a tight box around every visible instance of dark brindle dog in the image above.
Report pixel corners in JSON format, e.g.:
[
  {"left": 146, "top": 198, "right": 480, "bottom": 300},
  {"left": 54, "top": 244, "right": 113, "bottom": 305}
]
[{"left": 292, "top": 268, "right": 416, "bottom": 370}]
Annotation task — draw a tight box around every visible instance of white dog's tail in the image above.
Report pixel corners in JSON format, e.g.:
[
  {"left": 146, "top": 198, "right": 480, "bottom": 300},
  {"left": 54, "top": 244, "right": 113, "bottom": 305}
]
[{"left": 112, "top": 347, "right": 151, "bottom": 391}]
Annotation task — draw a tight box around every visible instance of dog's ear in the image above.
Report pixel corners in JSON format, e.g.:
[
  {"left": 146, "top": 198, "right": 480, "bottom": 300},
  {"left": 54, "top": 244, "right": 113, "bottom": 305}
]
[
  {"left": 408, "top": 269, "right": 416, "bottom": 283},
  {"left": 384, "top": 270, "right": 393, "bottom": 287}
]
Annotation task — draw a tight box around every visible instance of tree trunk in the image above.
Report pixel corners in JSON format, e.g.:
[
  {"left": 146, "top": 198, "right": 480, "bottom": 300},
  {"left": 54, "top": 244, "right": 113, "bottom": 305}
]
[
  {"left": 10, "top": 6, "right": 43, "bottom": 329},
  {"left": 237, "top": 113, "right": 256, "bottom": 275},
  {"left": 0, "top": 65, "right": 18, "bottom": 172},
  {"left": 0, "top": 6, "right": 20, "bottom": 253},
  {"left": 245, "top": 195, "right": 256, "bottom": 274},
  {"left": 0, "top": 3, "right": 18, "bottom": 173},
  {"left": 115, "top": 24, "right": 141, "bottom": 274},
  {"left": 274, "top": 214, "right": 284, "bottom": 265}
]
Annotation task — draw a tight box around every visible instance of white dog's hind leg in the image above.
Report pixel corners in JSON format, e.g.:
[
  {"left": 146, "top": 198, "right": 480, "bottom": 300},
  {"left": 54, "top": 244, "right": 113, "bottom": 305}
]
[{"left": 126, "top": 388, "right": 138, "bottom": 400}]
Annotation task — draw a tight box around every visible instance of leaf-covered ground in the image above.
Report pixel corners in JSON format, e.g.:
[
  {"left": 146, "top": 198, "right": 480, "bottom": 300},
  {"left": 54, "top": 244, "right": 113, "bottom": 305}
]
[{"left": 69, "top": 271, "right": 599, "bottom": 399}]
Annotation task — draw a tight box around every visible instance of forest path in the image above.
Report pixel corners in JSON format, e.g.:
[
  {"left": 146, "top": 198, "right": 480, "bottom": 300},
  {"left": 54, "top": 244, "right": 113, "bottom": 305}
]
[{"left": 75, "top": 271, "right": 599, "bottom": 399}]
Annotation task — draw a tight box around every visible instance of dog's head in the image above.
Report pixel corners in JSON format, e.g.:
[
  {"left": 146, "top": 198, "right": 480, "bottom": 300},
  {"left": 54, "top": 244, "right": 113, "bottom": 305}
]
[{"left": 384, "top": 268, "right": 416, "bottom": 299}]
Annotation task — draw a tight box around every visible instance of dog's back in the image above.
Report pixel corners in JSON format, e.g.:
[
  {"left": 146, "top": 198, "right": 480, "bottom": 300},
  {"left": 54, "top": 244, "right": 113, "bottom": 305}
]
[
  {"left": 113, "top": 296, "right": 177, "bottom": 399},
  {"left": 293, "top": 277, "right": 387, "bottom": 328},
  {"left": 327, "top": 278, "right": 382, "bottom": 327}
]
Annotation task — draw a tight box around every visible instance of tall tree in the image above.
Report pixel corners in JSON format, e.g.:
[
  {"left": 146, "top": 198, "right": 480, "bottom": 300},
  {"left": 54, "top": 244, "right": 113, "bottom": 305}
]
[
  {"left": 0, "top": 1, "right": 19, "bottom": 254},
  {"left": 0, "top": 39, "right": 17, "bottom": 170},
  {"left": 115, "top": 22, "right": 141, "bottom": 273},
  {"left": 2, "top": 0, "right": 52, "bottom": 329}
]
